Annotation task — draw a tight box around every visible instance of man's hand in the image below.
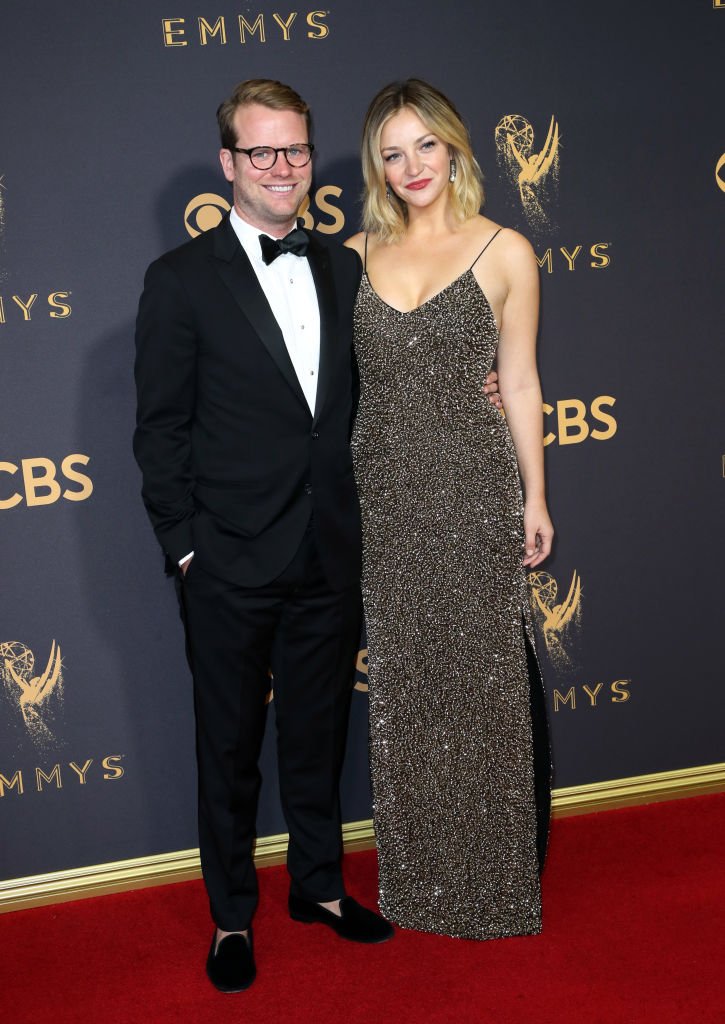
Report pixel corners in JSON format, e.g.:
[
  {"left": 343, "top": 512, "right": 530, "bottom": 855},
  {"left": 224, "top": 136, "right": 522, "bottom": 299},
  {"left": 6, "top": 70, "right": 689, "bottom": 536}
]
[{"left": 483, "top": 370, "right": 502, "bottom": 410}]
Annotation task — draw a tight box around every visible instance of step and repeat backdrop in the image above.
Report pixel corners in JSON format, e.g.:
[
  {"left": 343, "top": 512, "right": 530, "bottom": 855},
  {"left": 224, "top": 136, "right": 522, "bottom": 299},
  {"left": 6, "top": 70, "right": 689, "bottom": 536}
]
[{"left": 1, "top": 0, "right": 723, "bottom": 885}]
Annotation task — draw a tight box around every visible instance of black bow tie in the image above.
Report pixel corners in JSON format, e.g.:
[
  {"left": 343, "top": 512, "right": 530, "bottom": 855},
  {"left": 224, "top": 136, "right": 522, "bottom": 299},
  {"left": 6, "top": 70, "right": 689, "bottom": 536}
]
[{"left": 259, "top": 227, "right": 310, "bottom": 265}]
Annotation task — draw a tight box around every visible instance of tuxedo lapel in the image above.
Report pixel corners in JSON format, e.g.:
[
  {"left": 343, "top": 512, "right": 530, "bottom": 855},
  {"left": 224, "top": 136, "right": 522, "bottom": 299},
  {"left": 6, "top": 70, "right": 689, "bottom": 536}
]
[
  {"left": 306, "top": 234, "right": 338, "bottom": 424},
  {"left": 211, "top": 217, "right": 309, "bottom": 412}
]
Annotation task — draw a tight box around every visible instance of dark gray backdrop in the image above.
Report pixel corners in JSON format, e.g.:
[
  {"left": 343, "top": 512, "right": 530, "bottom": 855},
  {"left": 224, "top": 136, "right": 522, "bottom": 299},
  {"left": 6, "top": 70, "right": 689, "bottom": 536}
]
[{"left": 1, "top": 0, "right": 723, "bottom": 882}]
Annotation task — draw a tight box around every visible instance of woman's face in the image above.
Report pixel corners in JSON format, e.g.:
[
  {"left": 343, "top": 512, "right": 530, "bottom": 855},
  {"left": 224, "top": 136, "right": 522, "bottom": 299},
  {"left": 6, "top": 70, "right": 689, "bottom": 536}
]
[{"left": 379, "top": 106, "right": 451, "bottom": 211}]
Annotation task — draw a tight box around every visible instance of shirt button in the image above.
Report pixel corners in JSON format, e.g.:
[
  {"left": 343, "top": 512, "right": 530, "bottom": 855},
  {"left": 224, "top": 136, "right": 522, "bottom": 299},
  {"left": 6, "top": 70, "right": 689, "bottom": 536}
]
[
  {"left": 300, "top": 324, "right": 305, "bottom": 330},
  {"left": 311, "top": 431, "right": 319, "bottom": 439},
  {"left": 304, "top": 484, "right": 313, "bottom": 495}
]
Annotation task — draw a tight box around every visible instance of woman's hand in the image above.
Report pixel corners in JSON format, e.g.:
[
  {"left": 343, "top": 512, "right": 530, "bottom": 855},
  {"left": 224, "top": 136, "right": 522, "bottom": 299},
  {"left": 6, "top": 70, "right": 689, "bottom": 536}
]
[
  {"left": 482, "top": 369, "right": 502, "bottom": 409},
  {"left": 522, "top": 500, "right": 553, "bottom": 568}
]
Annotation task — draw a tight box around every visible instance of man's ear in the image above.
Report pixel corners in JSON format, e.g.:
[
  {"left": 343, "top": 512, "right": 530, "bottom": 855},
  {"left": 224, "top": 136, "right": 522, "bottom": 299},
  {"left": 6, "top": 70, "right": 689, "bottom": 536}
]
[{"left": 219, "top": 148, "right": 235, "bottom": 183}]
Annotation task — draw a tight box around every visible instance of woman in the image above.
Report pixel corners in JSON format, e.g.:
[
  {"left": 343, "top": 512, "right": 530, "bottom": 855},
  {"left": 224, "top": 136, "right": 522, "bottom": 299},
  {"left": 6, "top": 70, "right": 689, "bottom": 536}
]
[{"left": 345, "top": 80, "right": 553, "bottom": 940}]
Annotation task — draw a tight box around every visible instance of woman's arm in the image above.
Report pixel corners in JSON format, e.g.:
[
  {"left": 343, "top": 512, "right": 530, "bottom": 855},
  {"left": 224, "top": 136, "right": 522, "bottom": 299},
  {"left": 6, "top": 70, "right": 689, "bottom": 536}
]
[{"left": 495, "top": 231, "right": 553, "bottom": 568}]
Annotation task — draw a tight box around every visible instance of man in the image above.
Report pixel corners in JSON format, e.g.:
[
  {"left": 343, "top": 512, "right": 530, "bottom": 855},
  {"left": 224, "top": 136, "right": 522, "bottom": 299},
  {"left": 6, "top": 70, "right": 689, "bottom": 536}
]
[{"left": 134, "top": 79, "right": 499, "bottom": 992}]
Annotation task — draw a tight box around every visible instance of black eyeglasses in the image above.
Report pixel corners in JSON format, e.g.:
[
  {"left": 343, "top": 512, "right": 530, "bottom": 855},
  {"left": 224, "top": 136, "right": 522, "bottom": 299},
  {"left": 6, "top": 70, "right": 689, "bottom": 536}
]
[{"left": 231, "top": 143, "right": 314, "bottom": 170}]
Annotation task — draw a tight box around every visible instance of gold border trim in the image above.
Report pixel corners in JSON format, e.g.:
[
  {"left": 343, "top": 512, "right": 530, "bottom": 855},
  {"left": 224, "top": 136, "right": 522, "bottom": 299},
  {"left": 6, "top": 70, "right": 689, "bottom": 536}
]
[
  {"left": 550, "top": 761, "right": 725, "bottom": 816},
  {"left": 2, "top": 763, "right": 723, "bottom": 914}
]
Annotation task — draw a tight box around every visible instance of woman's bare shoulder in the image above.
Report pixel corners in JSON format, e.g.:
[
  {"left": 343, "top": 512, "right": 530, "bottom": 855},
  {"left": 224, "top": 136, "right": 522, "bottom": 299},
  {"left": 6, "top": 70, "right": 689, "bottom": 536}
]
[
  {"left": 468, "top": 219, "right": 537, "bottom": 298},
  {"left": 491, "top": 224, "right": 536, "bottom": 264},
  {"left": 343, "top": 232, "right": 366, "bottom": 258}
]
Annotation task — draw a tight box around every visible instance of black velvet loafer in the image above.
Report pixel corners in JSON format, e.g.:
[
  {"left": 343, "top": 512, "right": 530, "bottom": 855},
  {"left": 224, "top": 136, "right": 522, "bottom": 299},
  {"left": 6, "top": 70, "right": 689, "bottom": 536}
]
[
  {"left": 206, "top": 929, "right": 256, "bottom": 993},
  {"left": 288, "top": 894, "right": 394, "bottom": 943}
]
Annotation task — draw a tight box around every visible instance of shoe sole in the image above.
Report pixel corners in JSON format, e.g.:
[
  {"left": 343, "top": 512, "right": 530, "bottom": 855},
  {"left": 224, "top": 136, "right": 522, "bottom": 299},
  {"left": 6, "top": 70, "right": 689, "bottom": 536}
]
[
  {"left": 289, "top": 912, "right": 393, "bottom": 943},
  {"left": 205, "top": 967, "right": 256, "bottom": 994}
]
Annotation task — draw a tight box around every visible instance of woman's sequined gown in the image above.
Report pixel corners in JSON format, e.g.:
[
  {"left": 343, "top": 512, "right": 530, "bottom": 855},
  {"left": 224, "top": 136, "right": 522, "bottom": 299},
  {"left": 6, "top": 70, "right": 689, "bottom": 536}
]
[{"left": 351, "top": 255, "right": 546, "bottom": 940}]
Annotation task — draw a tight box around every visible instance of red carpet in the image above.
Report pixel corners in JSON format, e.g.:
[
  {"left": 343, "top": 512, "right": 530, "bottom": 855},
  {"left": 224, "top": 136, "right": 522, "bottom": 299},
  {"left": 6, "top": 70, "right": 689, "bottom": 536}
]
[{"left": 2, "top": 794, "right": 723, "bottom": 1024}]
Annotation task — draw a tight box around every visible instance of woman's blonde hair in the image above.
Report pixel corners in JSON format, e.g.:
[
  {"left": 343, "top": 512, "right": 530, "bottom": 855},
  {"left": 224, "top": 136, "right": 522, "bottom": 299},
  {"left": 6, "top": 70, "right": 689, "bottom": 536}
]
[{"left": 361, "top": 79, "right": 484, "bottom": 242}]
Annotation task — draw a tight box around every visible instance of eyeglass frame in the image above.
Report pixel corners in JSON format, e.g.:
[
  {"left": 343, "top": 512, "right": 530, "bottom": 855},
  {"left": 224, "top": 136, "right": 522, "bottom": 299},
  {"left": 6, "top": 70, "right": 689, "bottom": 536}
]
[{"left": 231, "top": 143, "right": 315, "bottom": 170}]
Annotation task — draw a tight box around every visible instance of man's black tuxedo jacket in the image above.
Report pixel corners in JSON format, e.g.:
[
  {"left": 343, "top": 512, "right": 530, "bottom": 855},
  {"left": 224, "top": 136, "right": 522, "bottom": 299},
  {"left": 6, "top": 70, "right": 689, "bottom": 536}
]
[{"left": 133, "top": 215, "right": 363, "bottom": 590}]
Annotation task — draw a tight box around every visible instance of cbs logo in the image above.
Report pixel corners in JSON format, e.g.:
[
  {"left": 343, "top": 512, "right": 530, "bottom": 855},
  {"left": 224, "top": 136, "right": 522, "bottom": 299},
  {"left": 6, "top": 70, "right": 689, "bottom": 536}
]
[
  {"left": 0, "top": 455, "right": 93, "bottom": 509},
  {"left": 544, "top": 396, "right": 617, "bottom": 446},
  {"left": 716, "top": 153, "right": 725, "bottom": 194},
  {"left": 184, "top": 193, "right": 231, "bottom": 237},
  {"left": 184, "top": 188, "right": 345, "bottom": 238}
]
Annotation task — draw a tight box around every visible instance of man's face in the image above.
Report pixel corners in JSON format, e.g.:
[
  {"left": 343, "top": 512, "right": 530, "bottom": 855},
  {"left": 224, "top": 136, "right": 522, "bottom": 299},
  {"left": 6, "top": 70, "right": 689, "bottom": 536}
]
[{"left": 219, "top": 103, "right": 312, "bottom": 235}]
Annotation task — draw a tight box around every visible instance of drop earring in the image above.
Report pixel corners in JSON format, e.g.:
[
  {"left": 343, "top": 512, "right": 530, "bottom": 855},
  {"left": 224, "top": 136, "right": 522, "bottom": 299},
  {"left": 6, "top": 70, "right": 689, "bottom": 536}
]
[
  {"left": 385, "top": 182, "right": 393, "bottom": 200},
  {"left": 449, "top": 158, "right": 457, "bottom": 183}
]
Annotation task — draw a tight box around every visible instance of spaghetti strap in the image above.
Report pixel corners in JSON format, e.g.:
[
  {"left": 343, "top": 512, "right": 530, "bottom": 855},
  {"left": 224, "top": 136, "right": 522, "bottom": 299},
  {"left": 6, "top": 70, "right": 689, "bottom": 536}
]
[
  {"left": 469, "top": 228, "right": 502, "bottom": 270},
  {"left": 363, "top": 232, "right": 369, "bottom": 272}
]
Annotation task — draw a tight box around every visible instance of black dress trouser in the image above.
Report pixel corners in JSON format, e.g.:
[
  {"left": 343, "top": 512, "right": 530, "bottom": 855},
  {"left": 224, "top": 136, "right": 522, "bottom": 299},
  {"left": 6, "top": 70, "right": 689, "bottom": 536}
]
[{"left": 179, "top": 522, "right": 362, "bottom": 931}]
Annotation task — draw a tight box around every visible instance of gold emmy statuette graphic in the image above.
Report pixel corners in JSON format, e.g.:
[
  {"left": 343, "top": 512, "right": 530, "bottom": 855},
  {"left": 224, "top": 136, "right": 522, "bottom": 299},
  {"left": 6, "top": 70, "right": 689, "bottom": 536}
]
[
  {"left": 716, "top": 153, "right": 725, "bottom": 193},
  {"left": 1, "top": 640, "right": 63, "bottom": 745},
  {"left": 184, "top": 193, "right": 232, "bottom": 237},
  {"left": 495, "top": 114, "right": 560, "bottom": 232},
  {"left": 528, "top": 570, "right": 582, "bottom": 669}
]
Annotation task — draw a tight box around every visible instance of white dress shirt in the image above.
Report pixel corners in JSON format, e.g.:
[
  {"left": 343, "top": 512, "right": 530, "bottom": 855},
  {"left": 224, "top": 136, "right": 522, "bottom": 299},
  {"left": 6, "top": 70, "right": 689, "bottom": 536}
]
[
  {"left": 179, "top": 209, "right": 321, "bottom": 568},
  {"left": 230, "top": 208, "right": 320, "bottom": 414}
]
